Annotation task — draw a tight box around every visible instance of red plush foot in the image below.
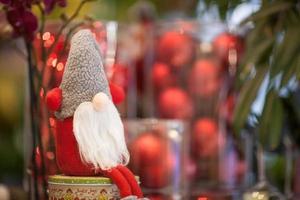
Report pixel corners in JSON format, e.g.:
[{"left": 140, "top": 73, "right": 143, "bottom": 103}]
[
  {"left": 117, "top": 165, "right": 143, "bottom": 198},
  {"left": 103, "top": 167, "right": 132, "bottom": 198}
]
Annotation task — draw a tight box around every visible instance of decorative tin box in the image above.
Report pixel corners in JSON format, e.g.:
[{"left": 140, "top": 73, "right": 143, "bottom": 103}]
[{"left": 48, "top": 175, "right": 135, "bottom": 200}]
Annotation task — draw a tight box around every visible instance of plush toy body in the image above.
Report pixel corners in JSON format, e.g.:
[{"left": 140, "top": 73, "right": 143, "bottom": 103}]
[{"left": 46, "top": 30, "right": 143, "bottom": 199}]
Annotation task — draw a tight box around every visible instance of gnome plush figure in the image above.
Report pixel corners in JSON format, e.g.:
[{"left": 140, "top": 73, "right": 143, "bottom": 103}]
[{"left": 46, "top": 30, "right": 144, "bottom": 199}]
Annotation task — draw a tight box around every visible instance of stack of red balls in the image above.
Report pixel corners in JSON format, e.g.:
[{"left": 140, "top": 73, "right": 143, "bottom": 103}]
[
  {"left": 152, "top": 30, "right": 243, "bottom": 120},
  {"left": 110, "top": 26, "right": 245, "bottom": 196},
  {"left": 129, "top": 131, "right": 175, "bottom": 189}
]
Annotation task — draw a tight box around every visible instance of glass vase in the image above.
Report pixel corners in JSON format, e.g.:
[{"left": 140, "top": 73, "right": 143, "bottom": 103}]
[
  {"left": 124, "top": 118, "right": 189, "bottom": 199},
  {"left": 112, "top": 20, "right": 247, "bottom": 199},
  {"left": 243, "top": 144, "right": 286, "bottom": 200}
]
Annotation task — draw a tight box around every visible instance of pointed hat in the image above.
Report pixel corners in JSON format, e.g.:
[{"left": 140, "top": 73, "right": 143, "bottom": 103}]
[{"left": 55, "top": 29, "right": 111, "bottom": 119}]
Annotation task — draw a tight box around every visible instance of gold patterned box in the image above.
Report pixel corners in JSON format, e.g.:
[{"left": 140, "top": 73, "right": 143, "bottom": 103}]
[{"left": 48, "top": 175, "right": 130, "bottom": 200}]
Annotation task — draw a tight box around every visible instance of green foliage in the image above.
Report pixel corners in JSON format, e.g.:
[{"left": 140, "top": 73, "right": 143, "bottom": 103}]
[
  {"left": 258, "top": 89, "right": 283, "bottom": 149},
  {"left": 265, "top": 152, "right": 286, "bottom": 191},
  {"left": 232, "top": 0, "right": 300, "bottom": 149},
  {"left": 233, "top": 66, "right": 268, "bottom": 133}
]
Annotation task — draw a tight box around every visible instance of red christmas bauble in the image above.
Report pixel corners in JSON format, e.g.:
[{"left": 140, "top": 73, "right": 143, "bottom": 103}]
[
  {"left": 110, "top": 63, "right": 129, "bottom": 90},
  {"left": 157, "top": 31, "right": 194, "bottom": 69},
  {"left": 46, "top": 87, "right": 62, "bottom": 111},
  {"left": 152, "top": 62, "right": 174, "bottom": 91},
  {"left": 213, "top": 32, "right": 244, "bottom": 69},
  {"left": 130, "top": 132, "right": 164, "bottom": 169},
  {"left": 109, "top": 83, "right": 125, "bottom": 104},
  {"left": 192, "top": 118, "right": 220, "bottom": 158},
  {"left": 141, "top": 164, "right": 169, "bottom": 188},
  {"left": 158, "top": 87, "right": 193, "bottom": 119},
  {"left": 188, "top": 59, "right": 221, "bottom": 97},
  {"left": 140, "top": 152, "right": 174, "bottom": 188}
]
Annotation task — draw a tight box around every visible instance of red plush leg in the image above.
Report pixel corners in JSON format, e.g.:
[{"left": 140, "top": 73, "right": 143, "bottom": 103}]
[
  {"left": 103, "top": 167, "right": 132, "bottom": 198},
  {"left": 117, "top": 165, "right": 143, "bottom": 198}
]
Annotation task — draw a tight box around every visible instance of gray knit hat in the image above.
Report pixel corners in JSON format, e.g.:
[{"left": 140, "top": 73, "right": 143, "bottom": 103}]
[{"left": 55, "top": 29, "right": 111, "bottom": 119}]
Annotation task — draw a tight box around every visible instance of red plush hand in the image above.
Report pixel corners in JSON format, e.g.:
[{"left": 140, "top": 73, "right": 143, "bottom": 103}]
[
  {"left": 46, "top": 87, "right": 62, "bottom": 111},
  {"left": 109, "top": 82, "right": 125, "bottom": 104}
]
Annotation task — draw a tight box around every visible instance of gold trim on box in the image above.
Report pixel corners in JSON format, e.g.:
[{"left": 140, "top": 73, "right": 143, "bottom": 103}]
[
  {"left": 48, "top": 175, "right": 140, "bottom": 185},
  {"left": 48, "top": 175, "right": 113, "bottom": 185}
]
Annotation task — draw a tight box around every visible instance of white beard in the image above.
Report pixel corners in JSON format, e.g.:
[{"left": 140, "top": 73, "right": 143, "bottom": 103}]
[{"left": 73, "top": 100, "right": 129, "bottom": 170}]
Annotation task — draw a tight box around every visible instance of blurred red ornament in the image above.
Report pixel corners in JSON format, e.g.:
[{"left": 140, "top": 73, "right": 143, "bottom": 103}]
[
  {"left": 110, "top": 63, "right": 129, "bottom": 90},
  {"left": 152, "top": 62, "right": 174, "bottom": 91},
  {"left": 109, "top": 83, "right": 125, "bottom": 104},
  {"left": 141, "top": 163, "right": 170, "bottom": 188},
  {"left": 46, "top": 87, "right": 62, "bottom": 111},
  {"left": 129, "top": 131, "right": 176, "bottom": 188},
  {"left": 192, "top": 118, "right": 220, "bottom": 158},
  {"left": 140, "top": 152, "right": 174, "bottom": 188},
  {"left": 158, "top": 87, "right": 193, "bottom": 119},
  {"left": 213, "top": 32, "right": 244, "bottom": 69},
  {"left": 157, "top": 31, "right": 194, "bottom": 69},
  {"left": 130, "top": 132, "right": 165, "bottom": 168},
  {"left": 188, "top": 59, "right": 221, "bottom": 97}
]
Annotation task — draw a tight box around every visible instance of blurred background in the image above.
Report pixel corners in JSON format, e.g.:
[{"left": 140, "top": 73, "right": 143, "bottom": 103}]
[{"left": 0, "top": 0, "right": 300, "bottom": 199}]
